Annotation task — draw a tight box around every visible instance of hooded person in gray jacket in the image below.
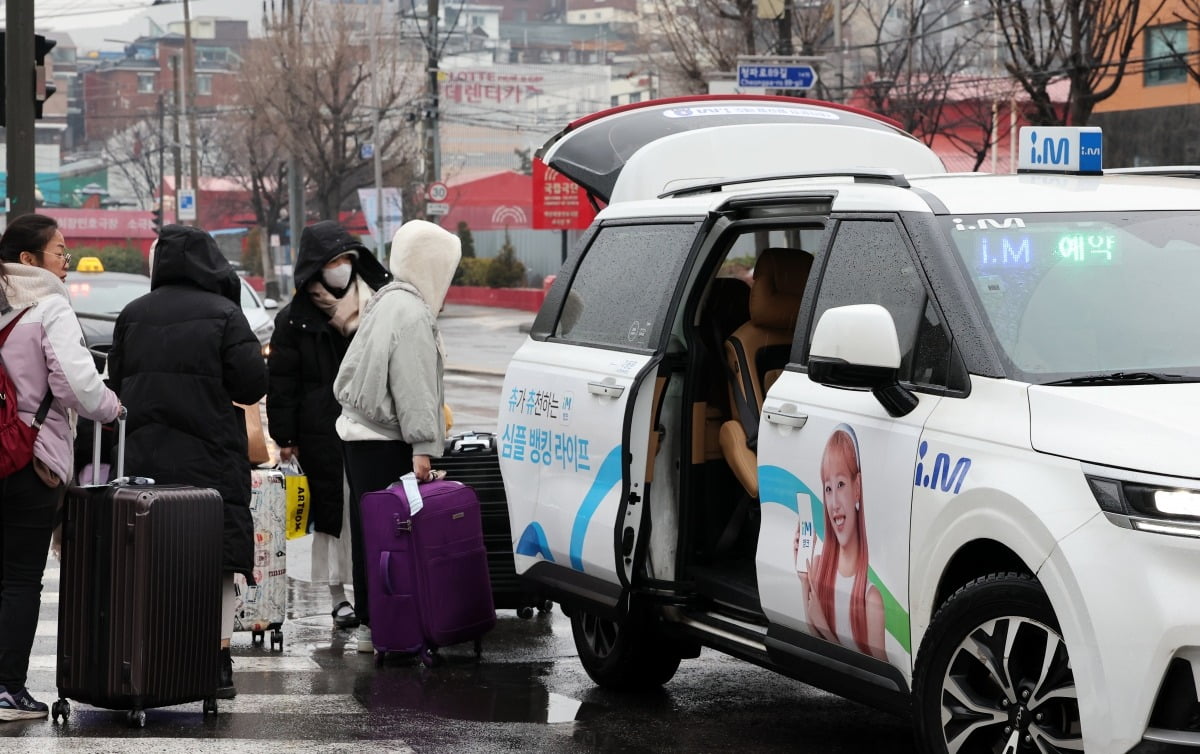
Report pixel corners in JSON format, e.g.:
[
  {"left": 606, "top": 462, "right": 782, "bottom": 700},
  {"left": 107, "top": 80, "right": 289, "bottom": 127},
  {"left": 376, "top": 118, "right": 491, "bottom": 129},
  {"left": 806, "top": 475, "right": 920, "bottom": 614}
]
[{"left": 332, "top": 219, "right": 461, "bottom": 654}]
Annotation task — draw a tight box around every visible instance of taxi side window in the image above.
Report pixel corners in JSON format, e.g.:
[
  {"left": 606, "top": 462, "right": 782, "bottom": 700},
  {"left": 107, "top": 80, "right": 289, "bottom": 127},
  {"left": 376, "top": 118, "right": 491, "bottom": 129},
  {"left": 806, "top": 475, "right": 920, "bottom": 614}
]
[
  {"left": 808, "top": 219, "right": 952, "bottom": 389},
  {"left": 554, "top": 223, "right": 696, "bottom": 350}
]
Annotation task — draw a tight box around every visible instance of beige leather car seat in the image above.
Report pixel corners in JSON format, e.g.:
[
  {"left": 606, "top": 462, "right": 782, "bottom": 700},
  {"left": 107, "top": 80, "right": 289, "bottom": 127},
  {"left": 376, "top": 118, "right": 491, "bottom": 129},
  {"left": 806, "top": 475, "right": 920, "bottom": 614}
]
[{"left": 719, "top": 248, "right": 813, "bottom": 498}]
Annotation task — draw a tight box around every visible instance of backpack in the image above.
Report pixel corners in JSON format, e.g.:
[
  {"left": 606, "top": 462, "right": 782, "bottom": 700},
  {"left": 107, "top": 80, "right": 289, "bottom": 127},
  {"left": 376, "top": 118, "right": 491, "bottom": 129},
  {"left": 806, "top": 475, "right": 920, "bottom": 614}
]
[{"left": 0, "top": 309, "right": 54, "bottom": 479}]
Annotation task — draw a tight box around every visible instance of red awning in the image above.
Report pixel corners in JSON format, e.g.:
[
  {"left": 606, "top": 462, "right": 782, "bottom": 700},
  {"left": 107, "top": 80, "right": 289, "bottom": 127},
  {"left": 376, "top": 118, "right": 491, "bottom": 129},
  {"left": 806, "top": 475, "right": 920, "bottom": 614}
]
[{"left": 438, "top": 171, "right": 533, "bottom": 231}]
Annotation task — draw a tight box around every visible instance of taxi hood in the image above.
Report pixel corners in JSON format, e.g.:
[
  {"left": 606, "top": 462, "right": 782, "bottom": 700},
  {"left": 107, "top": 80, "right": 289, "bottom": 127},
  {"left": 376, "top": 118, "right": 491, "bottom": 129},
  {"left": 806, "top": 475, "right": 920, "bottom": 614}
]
[
  {"left": 539, "top": 95, "right": 944, "bottom": 204},
  {"left": 1029, "top": 384, "right": 1200, "bottom": 477}
]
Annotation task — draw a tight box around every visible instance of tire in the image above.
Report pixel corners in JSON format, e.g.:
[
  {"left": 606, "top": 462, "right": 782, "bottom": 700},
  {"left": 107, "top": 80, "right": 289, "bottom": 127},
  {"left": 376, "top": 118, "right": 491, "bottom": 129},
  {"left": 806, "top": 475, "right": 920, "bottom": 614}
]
[
  {"left": 912, "top": 572, "right": 1083, "bottom": 754},
  {"left": 571, "top": 608, "right": 681, "bottom": 691}
]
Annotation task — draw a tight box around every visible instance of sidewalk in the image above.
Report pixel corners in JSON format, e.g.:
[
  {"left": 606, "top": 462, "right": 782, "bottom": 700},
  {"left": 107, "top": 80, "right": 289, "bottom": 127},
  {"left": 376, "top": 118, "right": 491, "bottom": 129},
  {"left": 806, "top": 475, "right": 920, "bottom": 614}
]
[{"left": 439, "top": 304, "right": 533, "bottom": 376}]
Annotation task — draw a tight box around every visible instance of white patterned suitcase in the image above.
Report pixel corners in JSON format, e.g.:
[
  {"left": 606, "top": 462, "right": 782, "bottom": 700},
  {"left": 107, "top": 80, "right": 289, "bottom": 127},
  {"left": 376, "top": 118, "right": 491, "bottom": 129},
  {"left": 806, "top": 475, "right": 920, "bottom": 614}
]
[{"left": 234, "top": 468, "right": 288, "bottom": 650}]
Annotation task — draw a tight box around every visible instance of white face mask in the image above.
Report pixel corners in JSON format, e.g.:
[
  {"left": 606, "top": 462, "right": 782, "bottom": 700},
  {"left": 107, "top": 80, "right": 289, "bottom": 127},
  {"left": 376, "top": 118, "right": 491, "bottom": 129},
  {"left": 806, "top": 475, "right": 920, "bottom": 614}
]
[{"left": 322, "top": 262, "right": 353, "bottom": 290}]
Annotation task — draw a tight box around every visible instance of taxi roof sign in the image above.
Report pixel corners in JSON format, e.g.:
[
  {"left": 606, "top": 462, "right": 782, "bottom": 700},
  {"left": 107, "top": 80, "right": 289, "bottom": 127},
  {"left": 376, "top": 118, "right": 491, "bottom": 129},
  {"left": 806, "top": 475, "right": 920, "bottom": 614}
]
[
  {"left": 75, "top": 256, "right": 104, "bottom": 272},
  {"left": 1017, "top": 126, "right": 1103, "bottom": 175}
]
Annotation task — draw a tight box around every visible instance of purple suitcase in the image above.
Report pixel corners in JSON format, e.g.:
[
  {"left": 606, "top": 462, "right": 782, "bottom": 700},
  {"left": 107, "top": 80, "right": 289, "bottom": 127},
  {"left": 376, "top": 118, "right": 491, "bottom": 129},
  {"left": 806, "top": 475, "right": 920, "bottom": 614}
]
[{"left": 361, "top": 477, "right": 496, "bottom": 666}]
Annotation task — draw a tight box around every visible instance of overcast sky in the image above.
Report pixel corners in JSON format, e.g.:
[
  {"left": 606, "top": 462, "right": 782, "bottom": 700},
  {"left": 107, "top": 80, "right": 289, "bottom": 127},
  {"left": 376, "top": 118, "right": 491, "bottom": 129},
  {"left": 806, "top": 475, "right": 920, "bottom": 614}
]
[{"left": 11, "top": 0, "right": 264, "bottom": 52}]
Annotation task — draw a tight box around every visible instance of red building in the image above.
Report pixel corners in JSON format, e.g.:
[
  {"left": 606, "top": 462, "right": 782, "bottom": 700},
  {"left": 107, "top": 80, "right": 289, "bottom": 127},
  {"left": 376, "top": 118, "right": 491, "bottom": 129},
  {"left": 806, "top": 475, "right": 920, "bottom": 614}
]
[{"left": 80, "top": 26, "right": 245, "bottom": 146}]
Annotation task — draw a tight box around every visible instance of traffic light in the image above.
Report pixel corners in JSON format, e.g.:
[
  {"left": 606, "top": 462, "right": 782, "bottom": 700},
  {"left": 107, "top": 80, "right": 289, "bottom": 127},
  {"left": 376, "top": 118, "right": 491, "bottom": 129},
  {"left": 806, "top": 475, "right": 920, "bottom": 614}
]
[
  {"left": 34, "top": 34, "right": 57, "bottom": 119},
  {"left": 151, "top": 206, "right": 164, "bottom": 233}
]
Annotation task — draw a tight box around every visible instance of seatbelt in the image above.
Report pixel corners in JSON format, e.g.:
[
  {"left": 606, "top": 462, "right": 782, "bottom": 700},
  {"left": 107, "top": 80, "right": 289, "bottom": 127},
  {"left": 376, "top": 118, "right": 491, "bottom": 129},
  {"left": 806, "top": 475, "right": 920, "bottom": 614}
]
[{"left": 724, "top": 336, "right": 762, "bottom": 451}]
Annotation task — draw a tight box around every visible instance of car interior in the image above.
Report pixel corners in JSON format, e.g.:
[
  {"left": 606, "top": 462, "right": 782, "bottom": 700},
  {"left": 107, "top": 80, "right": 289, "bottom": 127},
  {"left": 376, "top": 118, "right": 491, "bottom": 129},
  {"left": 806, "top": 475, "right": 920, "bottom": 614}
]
[{"left": 652, "top": 225, "right": 823, "bottom": 619}]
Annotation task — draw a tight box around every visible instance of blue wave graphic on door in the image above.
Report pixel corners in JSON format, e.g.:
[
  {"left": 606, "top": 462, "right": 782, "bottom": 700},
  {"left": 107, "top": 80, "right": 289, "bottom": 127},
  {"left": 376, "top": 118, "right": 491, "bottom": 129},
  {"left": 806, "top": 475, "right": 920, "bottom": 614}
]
[
  {"left": 512, "top": 444, "right": 623, "bottom": 573},
  {"left": 759, "top": 464, "right": 824, "bottom": 540}
]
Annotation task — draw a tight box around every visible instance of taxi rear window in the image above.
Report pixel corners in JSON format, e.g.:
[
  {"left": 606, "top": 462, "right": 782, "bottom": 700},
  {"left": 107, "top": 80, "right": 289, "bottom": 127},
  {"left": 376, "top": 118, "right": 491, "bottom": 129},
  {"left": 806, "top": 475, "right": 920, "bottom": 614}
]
[{"left": 555, "top": 222, "right": 697, "bottom": 351}]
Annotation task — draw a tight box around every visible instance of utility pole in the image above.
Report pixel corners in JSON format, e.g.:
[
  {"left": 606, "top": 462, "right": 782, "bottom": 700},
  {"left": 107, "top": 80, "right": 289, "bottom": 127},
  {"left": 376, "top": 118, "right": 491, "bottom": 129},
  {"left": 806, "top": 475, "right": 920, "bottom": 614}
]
[
  {"left": 369, "top": 30, "right": 385, "bottom": 258},
  {"left": 171, "top": 55, "right": 183, "bottom": 224},
  {"left": 285, "top": 0, "right": 304, "bottom": 296},
  {"left": 425, "top": 0, "right": 441, "bottom": 199},
  {"left": 157, "top": 94, "right": 166, "bottom": 225},
  {"left": 833, "top": 0, "right": 844, "bottom": 102},
  {"left": 5, "top": 6, "right": 35, "bottom": 218},
  {"left": 183, "top": 0, "right": 201, "bottom": 223},
  {"left": 777, "top": 0, "right": 794, "bottom": 56}
]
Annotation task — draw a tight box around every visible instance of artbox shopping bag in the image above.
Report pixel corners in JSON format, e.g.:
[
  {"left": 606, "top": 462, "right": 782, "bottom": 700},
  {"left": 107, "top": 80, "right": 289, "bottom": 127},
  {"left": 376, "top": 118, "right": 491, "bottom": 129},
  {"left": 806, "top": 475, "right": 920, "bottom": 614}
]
[{"left": 281, "top": 459, "right": 311, "bottom": 540}]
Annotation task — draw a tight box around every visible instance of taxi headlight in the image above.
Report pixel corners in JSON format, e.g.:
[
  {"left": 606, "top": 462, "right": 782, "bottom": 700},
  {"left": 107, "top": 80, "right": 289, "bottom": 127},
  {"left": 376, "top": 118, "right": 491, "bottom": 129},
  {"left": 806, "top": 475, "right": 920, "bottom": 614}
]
[{"left": 1087, "top": 475, "right": 1200, "bottom": 537}]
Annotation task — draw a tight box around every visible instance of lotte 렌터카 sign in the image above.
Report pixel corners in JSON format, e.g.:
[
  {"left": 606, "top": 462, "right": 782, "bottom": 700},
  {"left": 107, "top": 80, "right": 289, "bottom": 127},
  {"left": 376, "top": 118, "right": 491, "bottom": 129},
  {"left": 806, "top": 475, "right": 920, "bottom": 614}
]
[{"left": 532, "top": 159, "right": 596, "bottom": 231}]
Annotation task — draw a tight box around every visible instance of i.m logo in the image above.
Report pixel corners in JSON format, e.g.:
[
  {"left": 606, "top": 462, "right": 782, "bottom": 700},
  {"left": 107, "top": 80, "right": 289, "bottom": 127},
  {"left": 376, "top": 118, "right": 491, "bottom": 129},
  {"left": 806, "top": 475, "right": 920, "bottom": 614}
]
[
  {"left": 914, "top": 441, "right": 972, "bottom": 494},
  {"left": 1028, "top": 130, "right": 1070, "bottom": 166}
]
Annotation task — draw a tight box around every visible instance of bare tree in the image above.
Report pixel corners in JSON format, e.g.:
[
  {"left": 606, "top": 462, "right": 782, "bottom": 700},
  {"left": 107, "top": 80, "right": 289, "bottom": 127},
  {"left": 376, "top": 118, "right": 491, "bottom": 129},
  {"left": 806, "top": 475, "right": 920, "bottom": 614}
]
[
  {"left": 934, "top": 77, "right": 1025, "bottom": 170},
  {"left": 103, "top": 117, "right": 163, "bottom": 209},
  {"left": 236, "top": 1, "right": 425, "bottom": 222},
  {"left": 210, "top": 103, "right": 288, "bottom": 244},
  {"left": 1165, "top": 1, "right": 1200, "bottom": 84},
  {"left": 641, "top": 0, "right": 772, "bottom": 94},
  {"left": 991, "top": 0, "right": 1166, "bottom": 126},
  {"left": 852, "top": 0, "right": 989, "bottom": 141}
]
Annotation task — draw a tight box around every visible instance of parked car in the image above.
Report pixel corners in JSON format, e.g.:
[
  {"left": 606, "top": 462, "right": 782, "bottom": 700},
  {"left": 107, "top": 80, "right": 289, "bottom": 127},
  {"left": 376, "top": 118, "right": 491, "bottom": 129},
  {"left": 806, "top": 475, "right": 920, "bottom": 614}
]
[
  {"left": 498, "top": 97, "right": 1200, "bottom": 753},
  {"left": 70, "top": 257, "right": 277, "bottom": 361}
]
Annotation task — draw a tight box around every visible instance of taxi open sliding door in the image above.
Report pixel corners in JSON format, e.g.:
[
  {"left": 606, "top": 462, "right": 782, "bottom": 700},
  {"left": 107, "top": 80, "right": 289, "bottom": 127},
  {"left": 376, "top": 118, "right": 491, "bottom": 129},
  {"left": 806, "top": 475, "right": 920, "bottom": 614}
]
[{"left": 497, "top": 221, "right": 701, "bottom": 615}]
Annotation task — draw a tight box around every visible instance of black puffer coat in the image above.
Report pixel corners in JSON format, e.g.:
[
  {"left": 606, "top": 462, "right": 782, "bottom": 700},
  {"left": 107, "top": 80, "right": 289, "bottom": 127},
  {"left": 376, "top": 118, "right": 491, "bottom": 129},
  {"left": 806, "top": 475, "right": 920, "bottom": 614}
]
[
  {"left": 266, "top": 221, "right": 390, "bottom": 535},
  {"left": 108, "top": 225, "right": 268, "bottom": 579}
]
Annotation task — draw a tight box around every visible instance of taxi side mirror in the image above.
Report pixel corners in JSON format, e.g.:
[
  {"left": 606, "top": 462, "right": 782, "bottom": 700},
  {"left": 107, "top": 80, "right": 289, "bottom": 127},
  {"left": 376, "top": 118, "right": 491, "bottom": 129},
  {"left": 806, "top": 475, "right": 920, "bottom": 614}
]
[
  {"left": 807, "top": 304, "right": 918, "bottom": 417},
  {"left": 263, "top": 298, "right": 279, "bottom": 310}
]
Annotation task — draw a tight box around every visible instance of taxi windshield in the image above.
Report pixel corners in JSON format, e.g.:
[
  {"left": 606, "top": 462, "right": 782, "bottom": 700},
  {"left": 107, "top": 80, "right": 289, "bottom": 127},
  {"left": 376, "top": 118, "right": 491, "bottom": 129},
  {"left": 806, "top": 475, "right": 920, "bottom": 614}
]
[{"left": 943, "top": 211, "right": 1200, "bottom": 383}]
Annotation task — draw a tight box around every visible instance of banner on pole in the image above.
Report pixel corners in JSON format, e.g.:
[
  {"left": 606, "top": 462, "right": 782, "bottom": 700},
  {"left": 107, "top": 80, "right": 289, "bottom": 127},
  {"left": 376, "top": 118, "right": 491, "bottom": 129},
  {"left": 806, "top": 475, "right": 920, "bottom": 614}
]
[{"left": 357, "top": 188, "right": 404, "bottom": 249}]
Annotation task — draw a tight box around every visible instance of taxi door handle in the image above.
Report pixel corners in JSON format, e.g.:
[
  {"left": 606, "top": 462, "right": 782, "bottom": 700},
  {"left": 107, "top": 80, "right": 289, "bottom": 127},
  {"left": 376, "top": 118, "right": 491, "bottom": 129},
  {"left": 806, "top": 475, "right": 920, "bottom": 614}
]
[
  {"left": 764, "top": 405, "right": 807, "bottom": 428},
  {"left": 588, "top": 380, "right": 625, "bottom": 399}
]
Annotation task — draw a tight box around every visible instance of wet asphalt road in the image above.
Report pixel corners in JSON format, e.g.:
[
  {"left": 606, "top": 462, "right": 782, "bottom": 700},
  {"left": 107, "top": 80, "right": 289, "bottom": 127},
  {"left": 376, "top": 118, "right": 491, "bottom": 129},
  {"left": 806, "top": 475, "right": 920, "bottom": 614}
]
[{"left": 2, "top": 305, "right": 918, "bottom": 753}]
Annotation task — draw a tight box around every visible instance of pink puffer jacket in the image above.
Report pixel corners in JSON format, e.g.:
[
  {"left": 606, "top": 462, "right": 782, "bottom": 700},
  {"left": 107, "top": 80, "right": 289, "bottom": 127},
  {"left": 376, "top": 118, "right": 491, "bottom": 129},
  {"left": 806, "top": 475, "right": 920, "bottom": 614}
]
[{"left": 1, "top": 263, "right": 120, "bottom": 484}]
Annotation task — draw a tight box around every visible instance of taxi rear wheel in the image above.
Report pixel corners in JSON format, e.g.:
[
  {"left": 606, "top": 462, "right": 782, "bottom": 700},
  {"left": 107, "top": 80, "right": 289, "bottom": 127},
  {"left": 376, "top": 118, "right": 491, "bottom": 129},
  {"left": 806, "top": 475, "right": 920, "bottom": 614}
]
[
  {"left": 571, "top": 608, "right": 681, "bottom": 691},
  {"left": 913, "top": 572, "right": 1083, "bottom": 754}
]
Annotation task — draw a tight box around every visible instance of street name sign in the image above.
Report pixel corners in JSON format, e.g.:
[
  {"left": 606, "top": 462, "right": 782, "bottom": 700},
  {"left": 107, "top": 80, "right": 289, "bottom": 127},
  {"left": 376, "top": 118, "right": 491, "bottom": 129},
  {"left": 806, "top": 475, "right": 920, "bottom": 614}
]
[{"left": 737, "top": 63, "right": 817, "bottom": 89}]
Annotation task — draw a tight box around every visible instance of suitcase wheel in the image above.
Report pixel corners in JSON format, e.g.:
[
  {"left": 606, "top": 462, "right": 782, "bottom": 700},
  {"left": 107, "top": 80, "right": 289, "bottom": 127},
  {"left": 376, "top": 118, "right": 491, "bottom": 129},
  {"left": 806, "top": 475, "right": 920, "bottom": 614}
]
[
  {"left": 271, "top": 628, "right": 284, "bottom": 652},
  {"left": 126, "top": 709, "right": 146, "bottom": 728},
  {"left": 539, "top": 600, "right": 554, "bottom": 614},
  {"left": 420, "top": 647, "right": 444, "bottom": 668},
  {"left": 252, "top": 630, "right": 264, "bottom": 646},
  {"left": 51, "top": 699, "right": 70, "bottom": 723},
  {"left": 203, "top": 697, "right": 218, "bottom": 716},
  {"left": 517, "top": 606, "right": 535, "bottom": 620}
]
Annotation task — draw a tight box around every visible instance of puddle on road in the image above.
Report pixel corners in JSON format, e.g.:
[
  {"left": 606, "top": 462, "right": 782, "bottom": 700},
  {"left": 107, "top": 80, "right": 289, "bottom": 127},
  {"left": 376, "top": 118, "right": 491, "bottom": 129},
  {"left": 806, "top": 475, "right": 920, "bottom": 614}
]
[{"left": 358, "top": 663, "right": 595, "bottom": 724}]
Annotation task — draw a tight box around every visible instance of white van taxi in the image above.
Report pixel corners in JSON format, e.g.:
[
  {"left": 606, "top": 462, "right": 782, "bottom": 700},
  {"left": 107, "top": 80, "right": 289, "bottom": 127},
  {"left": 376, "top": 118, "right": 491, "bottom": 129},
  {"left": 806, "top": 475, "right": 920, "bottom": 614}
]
[{"left": 498, "top": 97, "right": 1200, "bottom": 754}]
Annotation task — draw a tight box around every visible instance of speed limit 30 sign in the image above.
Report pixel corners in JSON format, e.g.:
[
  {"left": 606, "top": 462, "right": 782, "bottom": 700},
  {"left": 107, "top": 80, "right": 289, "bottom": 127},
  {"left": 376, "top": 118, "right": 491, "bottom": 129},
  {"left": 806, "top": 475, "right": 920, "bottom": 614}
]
[{"left": 426, "top": 182, "right": 449, "bottom": 202}]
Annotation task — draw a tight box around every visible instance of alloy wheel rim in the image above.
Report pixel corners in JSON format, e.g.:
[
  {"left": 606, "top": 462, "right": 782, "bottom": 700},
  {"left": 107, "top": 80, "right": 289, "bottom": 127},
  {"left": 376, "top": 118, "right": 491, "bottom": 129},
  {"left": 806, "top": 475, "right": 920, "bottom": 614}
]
[
  {"left": 939, "top": 615, "right": 1083, "bottom": 753},
  {"left": 581, "top": 613, "right": 619, "bottom": 659}
]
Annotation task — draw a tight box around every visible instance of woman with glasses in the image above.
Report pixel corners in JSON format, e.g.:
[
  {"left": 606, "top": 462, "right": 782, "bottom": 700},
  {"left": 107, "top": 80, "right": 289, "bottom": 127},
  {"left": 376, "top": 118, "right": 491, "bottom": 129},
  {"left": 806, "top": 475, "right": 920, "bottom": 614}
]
[{"left": 0, "top": 213, "right": 120, "bottom": 721}]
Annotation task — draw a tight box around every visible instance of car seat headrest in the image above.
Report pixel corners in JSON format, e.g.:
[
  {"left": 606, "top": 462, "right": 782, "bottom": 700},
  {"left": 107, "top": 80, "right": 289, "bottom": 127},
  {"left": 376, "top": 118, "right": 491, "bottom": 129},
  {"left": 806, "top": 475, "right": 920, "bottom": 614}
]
[{"left": 750, "top": 248, "right": 813, "bottom": 331}]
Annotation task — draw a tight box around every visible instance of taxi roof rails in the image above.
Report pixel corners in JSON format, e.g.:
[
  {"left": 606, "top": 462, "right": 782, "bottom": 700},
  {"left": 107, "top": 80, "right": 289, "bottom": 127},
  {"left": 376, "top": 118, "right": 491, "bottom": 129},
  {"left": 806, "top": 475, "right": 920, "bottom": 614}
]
[
  {"left": 660, "top": 168, "right": 911, "bottom": 199},
  {"left": 1104, "top": 166, "right": 1200, "bottom": 179}
]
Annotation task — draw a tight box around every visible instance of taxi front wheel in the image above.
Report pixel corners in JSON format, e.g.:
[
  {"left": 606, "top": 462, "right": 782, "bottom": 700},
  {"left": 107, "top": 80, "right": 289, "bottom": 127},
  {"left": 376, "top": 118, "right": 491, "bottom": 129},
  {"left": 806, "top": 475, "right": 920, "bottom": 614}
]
[
  {"left": 912, "top": 572, "right": 1083, "bottom": 754},
  {"left": 571, "top": 608, "right": 681, "bottom": 691}
]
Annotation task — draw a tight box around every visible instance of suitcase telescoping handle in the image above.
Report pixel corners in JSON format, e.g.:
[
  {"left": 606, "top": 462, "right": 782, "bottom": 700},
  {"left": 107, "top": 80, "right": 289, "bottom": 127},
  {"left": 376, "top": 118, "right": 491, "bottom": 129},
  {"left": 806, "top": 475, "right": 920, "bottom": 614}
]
[{"left": 90, "top": 406, "right": 128, "bottom": 485}]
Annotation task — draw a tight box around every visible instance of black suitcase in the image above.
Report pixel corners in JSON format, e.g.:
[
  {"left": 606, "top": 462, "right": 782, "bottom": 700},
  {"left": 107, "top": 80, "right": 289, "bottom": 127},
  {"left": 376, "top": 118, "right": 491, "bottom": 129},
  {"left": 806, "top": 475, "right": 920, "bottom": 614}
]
[
  {"left": 54, "top": 414, "right": 224, "bottom": 726},
  {"left": 432, "top": 431, "right": 552, "bottom": 618}
]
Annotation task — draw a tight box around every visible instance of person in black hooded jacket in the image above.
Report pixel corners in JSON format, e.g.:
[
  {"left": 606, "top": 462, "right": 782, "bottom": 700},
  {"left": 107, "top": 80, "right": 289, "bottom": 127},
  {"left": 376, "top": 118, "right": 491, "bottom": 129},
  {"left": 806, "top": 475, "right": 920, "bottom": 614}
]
[
  {"left": 266, "top": 221, "right": 389, "bottom": 632},
  {"left": 107, "top": 224, "right": 267, "bottom": 700}
]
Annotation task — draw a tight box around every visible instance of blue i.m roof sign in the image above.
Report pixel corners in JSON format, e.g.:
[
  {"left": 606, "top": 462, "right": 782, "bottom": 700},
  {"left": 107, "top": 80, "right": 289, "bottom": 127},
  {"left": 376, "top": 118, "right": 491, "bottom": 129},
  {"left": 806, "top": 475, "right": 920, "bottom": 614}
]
[{"left": 1017, "top": 126, "right": 1103, "bottom": 175}]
